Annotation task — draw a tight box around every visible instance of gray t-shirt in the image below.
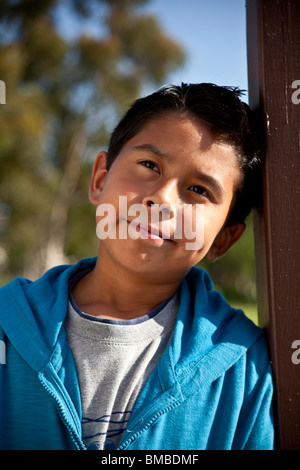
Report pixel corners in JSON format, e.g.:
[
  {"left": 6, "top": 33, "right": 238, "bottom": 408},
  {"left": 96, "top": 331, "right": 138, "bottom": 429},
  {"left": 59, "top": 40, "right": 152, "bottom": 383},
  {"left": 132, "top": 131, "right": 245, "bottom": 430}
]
[{"left": 65, "top": 290, "right": 178, "bottom": 450}]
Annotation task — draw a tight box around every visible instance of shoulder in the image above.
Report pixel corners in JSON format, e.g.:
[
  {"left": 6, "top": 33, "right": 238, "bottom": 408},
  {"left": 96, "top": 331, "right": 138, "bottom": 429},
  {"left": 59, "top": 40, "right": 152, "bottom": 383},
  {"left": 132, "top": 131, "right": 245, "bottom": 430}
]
[
  {"left": 181, "top": 266, "right": 263, "bottom": 344},
  {"left": 0, "top": 257, "right": 97, "bottom": 327}
]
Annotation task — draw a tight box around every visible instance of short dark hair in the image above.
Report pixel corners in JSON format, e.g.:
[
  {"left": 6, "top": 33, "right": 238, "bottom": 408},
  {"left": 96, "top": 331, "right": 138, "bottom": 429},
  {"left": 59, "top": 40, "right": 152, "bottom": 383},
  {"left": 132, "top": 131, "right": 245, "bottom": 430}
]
[{"left": 106, "top": 83, "right": 262, "bottom": 225}]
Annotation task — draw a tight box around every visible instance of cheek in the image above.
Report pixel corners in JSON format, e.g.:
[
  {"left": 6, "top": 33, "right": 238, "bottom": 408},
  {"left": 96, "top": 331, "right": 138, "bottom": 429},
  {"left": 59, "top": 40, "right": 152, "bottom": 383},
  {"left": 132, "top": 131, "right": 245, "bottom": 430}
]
[
  {"left": 106, "top": 171, "right": 146, "bottom": 203},
  {"left": 177, "top": 205, "right": 205, "bottom": 251},
  {"left": 178, "top": 202, "right": 232, "bottom": 256}
]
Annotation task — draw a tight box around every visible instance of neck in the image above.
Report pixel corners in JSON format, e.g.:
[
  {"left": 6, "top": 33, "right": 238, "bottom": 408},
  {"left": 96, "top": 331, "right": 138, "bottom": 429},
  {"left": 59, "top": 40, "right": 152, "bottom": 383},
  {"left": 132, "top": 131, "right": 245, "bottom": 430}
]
[{"left": 71, "top": 250, "right": 181, "bottom": 321}]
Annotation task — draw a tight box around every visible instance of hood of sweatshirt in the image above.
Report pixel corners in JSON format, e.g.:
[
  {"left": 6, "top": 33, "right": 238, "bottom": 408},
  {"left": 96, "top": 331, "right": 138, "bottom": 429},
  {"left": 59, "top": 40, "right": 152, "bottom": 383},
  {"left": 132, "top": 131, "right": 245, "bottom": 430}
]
[{"left": 0, "top": 256, "right": 262, "bottom": 377}]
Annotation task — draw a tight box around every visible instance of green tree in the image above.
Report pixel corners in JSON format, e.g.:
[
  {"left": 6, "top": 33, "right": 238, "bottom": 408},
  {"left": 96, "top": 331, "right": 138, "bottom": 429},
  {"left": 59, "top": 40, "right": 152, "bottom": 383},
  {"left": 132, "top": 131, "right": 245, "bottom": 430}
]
[{"left": 0, "top": 0, "right": 185, "bottom": 284}]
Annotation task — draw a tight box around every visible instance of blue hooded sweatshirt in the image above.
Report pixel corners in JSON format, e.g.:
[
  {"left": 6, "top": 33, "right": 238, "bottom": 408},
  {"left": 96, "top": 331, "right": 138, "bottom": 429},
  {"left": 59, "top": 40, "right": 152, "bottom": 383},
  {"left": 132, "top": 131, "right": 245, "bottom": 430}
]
[{"left": 0, "top": 257, "right": 274, "bottom": 450}]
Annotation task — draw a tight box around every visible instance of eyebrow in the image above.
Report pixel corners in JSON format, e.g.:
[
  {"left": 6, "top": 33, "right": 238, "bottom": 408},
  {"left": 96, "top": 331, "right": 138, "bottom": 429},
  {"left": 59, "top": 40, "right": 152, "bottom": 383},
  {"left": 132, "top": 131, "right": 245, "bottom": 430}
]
[
  {"left": 133, "top": 143, "right": 224, "bottom": 201},
  {"left": 133, "top": 144, "right": 168, "bottom": 159}
]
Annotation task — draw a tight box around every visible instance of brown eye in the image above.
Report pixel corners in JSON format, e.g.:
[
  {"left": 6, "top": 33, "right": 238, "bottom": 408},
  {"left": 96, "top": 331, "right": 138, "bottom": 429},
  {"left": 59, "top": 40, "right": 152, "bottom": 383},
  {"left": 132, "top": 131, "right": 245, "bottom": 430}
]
[
  {"left": 189, "top": 185, "right": 210, "bottom": 199},
  {"left": 140, "top": 160, "right": 159, "bottom": 172}
]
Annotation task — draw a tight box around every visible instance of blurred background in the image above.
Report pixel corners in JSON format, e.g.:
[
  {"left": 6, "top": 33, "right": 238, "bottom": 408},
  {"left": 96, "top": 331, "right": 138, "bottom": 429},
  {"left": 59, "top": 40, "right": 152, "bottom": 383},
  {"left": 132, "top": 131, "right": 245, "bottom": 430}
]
[{"left": 0, "top": 0, "right": 257, "bottom": 322}]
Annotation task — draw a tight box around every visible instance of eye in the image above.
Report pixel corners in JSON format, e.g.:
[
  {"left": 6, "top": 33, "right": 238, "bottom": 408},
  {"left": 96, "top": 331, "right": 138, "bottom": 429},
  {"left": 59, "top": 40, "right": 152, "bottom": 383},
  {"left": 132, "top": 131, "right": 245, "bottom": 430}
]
[
  {"left": 139, "top": 160, "right": 159, "bottom": 172},
  {"left": 189, "top": 185, "right": 210, "bottom": 200}
]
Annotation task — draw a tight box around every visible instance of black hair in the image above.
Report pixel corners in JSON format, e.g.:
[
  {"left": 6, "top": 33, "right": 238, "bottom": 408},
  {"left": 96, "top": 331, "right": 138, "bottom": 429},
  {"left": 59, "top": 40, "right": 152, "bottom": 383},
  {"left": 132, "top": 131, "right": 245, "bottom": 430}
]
[{"left": 106, "top": 83, "right": 262, "bottom": 225}]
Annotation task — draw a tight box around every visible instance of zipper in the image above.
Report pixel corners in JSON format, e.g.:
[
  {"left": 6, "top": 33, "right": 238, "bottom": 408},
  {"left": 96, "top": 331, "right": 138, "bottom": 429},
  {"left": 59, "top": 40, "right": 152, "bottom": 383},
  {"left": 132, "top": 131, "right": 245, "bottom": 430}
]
[
  {"left": 40, "top": 375, "right": 86, "bottom": 450},
  {"left": 117, "top": 399, "right": 182, "bottom": 450}
]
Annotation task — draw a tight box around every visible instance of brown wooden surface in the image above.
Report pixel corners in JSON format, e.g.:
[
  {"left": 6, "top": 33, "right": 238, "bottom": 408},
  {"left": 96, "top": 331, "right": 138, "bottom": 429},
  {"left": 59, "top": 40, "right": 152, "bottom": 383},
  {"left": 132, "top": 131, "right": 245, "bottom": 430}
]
[{"left": 246, "top": 0, "right": 300, "bottom": 450}]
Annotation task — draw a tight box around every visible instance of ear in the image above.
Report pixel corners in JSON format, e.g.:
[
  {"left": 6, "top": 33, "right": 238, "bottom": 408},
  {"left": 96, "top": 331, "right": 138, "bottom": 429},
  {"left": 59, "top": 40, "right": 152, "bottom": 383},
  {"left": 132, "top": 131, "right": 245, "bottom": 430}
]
[
  {"left": 89, "top": 151, "right": 108, "bottom": 206},
  {"left": 206, "top": 222, "right": 246, "bottom": 263}
]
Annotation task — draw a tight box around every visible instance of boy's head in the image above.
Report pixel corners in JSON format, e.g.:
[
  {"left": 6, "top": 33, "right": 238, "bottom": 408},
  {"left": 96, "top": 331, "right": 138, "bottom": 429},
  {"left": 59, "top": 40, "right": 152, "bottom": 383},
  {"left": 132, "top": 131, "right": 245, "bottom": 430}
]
[
  {"left": 89, "top": 82, "right": 262, "bottom": 280},
  {"left": 106, "top": 83, "right": 261, "bottom": 226}
]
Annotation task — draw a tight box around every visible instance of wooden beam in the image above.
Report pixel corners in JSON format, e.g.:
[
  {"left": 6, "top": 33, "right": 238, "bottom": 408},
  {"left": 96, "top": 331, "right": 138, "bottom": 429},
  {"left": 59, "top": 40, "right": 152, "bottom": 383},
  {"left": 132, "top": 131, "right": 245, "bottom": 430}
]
[{"left": 246, "top": 0, "right": 300, "bottom": 450}]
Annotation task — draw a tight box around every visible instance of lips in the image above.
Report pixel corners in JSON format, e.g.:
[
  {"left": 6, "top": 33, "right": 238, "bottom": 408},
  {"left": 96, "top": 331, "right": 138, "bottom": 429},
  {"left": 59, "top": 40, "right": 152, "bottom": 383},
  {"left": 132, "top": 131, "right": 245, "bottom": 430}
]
[
  {"left": 127, "top": 220, "right": 173, "bottom": 242},
  {"left": 138, "top": 224, "right": 163, "bottom": 240}
]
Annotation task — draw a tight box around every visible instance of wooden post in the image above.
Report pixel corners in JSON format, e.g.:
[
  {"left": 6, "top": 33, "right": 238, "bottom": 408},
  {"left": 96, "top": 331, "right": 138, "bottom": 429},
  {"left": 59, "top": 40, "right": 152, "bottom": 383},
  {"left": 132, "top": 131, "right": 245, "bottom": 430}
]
[{"left": 246, "top": 0, "right": 300, "bottom": 450}]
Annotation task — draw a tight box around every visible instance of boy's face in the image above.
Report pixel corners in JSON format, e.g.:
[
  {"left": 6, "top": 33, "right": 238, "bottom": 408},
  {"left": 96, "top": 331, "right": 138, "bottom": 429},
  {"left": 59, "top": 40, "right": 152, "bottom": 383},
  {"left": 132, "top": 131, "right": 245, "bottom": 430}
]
[{"left": 90, "top": 112, "right": 245, "bottom": 285}]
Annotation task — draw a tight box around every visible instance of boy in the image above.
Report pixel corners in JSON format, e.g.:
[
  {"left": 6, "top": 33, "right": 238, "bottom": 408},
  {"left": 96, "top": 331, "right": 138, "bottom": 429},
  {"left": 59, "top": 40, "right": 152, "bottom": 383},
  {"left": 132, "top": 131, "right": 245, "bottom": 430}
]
[{"left": 0, "top": 83, "right": 274, "bottom": 450}]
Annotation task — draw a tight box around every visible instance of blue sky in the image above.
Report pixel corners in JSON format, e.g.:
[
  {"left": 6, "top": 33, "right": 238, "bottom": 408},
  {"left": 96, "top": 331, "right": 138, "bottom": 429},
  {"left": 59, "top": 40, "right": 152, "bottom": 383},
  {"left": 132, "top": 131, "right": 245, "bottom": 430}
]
[
  {"left": 55, "top": 0, "right": 249, "bottom": 101},
  {"left": 143, "top": 0, "right": 249, "bottom": 101}
]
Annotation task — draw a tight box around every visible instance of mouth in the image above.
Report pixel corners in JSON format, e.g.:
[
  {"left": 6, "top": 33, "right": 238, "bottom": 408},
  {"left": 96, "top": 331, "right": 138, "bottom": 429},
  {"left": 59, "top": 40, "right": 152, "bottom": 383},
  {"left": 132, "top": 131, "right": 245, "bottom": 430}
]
[{"left": 127, "top": 220, "right": 174, "bottom": 244}]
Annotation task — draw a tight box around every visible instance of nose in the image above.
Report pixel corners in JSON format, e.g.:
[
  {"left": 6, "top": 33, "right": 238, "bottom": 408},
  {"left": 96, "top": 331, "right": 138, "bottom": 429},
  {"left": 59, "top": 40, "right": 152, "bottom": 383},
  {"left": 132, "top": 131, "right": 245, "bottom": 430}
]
[{"left": 142, "top": 179, "right": 177, "bottom": 219}]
